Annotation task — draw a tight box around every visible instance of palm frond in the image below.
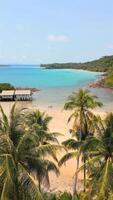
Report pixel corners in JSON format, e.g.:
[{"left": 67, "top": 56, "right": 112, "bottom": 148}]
[
  {"left": 0, "top": 178, "right": 9, "bottom": 200},
  {"left": 0, "top": 105, "right": 9, "bottom": 133},
  {"left": 34, "top": 144, "right": 63, "bottom": 157},
  {"left": 59, "top": 151, "right": 78, "bottom": 166},
  {"left": 62, "top": 139, "right": 82, "bottom": 150},
  {"left": 19, "top": 167, "right": 43, "bottom": 200}
]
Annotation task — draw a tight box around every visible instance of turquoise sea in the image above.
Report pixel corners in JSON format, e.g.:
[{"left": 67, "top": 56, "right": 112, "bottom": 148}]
[{"left": 0, "top": 65, "right": 113, "bottom": 109}]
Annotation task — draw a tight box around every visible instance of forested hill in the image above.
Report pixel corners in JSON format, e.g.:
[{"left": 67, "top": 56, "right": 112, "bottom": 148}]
[{"left": 41, "top": 55, "right": 113, "bottom": 72}]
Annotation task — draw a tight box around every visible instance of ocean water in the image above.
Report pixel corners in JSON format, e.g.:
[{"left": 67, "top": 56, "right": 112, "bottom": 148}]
[
  {"left": 0, "top": 65, "right": 100, "bottom": 88},
  {"left": 0, "top": 65, "right": 112, "bottom": 108}
]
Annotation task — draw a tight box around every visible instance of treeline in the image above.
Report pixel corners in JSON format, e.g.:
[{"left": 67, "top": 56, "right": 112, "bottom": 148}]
[
  {"left": 41, "top": 55, "right": 113, "bottom": 72},
  {"left": 41, "top": 55, "right": 113, "bottom": 87}
]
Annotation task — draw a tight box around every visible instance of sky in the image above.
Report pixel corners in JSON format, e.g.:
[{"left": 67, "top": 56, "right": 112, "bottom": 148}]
[{"left": 0, "top": 0, "right": 113, "bottom": 64}]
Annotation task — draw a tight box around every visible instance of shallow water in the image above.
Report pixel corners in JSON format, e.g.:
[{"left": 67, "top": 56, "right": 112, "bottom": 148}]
[{"left": 0, "top": 65, "right": 113, "bottom": 109}]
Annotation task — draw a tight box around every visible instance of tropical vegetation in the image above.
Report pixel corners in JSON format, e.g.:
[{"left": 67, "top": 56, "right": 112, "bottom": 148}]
[
  {"left": 59, "top": 89, "right": 102, "bottom": 197},
  {"left": 81, "top": 113, "right": 113, "bottom": 199},
  {"left": 0, "top": 104, "right": 60, "bottom": 200},
  {"left": 1, "top": 88, "right": 113, "bottom": 199},
  {"left": 41, "top": 55, "right": 113, "bottom": 87},
  {"left": 41, "top": 55, "right": 113, "bottom": 72},
  {"left": 0, "top": 83, "right": 15, "bottom": 93}
]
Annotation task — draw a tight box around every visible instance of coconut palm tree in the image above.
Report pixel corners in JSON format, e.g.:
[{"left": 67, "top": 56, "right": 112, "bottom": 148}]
[
  {"left": 0, "top": 104, "right": 43, "bottom": 200},
  {"left": 28, "top": 158, "right": 59, "bottom": 192},
  {"left": 59, "top": 131, "right": 83, "bottom": 196},
  {"left": 0, "top": 104, "right": 61, "bottom": 199},
  {"left": 64, "top": 88, "right": 102, "bottom": 136},
  {"left": 24, "top": 110, "right": 63, "bottom": 191},
  {"left": 25, "top": 110, "right": 60, "bottom": 145},
  {"left": 59, "top": 89, "right": 102, "bottom": 197},
  {"left": 81, "top": 113, "right": 113, "bottom": 200}
]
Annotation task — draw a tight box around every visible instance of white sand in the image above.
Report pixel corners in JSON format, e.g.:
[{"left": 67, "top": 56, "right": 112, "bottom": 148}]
[{"left": 0, "top": 101, "right": 108, "bottom": 193}]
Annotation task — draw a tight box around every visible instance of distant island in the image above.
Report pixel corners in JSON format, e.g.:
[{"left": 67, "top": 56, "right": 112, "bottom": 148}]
[
  {"left": 41, "top": 55, "right": 113, "bottom": 88},
  {"left": 0, "top": 65, "right": 11, "bottom": 67}
]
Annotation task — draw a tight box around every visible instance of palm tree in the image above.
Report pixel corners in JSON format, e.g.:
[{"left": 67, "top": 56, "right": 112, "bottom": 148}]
[
  {"left": 64, "top": 88, "right": 102, "bottom": 136},
  {"left": 0, "top": 104, "right": 61, "bottom": 199},
  {"left": 0, "top": 104, "right": 43, "bottom": 200},
  {"left": 81, "top": 113, "right": 113, "bottom": 200},
  {"left": 28, "top": 158, "right": 59, "bottom": 192},
  {"left": 24, "top": 110, "right": 63, "bottom": 192},
  {"left": 59, "top": 131, "right": 83, "bottom": 196},
  {"left": 59, "top": 89, "right": 102, "bottom": 197},
  {"left": 25, "top": 110, "right": 60, "bottom": 145}
]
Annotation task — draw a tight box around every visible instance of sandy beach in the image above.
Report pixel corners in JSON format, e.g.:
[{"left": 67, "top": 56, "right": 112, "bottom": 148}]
[{"left": 0, "top": 101, "right": 108, "bottom": 193}]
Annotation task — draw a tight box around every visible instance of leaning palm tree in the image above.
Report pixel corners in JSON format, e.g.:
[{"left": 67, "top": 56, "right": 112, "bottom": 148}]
[
  {"left": 81, "top": 113, "right": 113, "bottom": 200},
  {"left": 59, "top": 89, "right": 102, "bottom": 197}
]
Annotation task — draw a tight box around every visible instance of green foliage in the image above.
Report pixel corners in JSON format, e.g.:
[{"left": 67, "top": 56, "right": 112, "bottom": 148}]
[
  {"left": 80, "top": 113, "right": 113, "bottom": 200},
  {"left": 0, "top": 83, "right": 15, "bottom": 92},
  {"left": 104, "top": 73, "right": 113, "bottom": 87},
  {"left": 43, "top": 191, "right": 72, "bottom": 200},
  {"left": 73, "top": 192, "right": 87, "bottom": 200},
  {"left": 0, "top": 104, "right": 61, "bottom": 200},
  {"left": 41, "top": 55, "right": 113, "bottom": 72},
  {"left": 1, "top": 88, "right": 113, "bottom": 199},
  {"left": 59, "top": 89, "right": 102, "bottom": 198},
  {"left": 64, "top": 88, "right": 102, "bottom": 137},
  {"left": 43, "top": 191, "right": 87, "bottom": 200}
]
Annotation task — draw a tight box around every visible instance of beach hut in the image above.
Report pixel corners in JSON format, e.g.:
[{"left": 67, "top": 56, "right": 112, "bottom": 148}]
[
  {"left": 0, "top": 90, "right": 15, "bottom": 100},
  {"left": 14, "top": 90, "right": 32, "bottom": 100}
]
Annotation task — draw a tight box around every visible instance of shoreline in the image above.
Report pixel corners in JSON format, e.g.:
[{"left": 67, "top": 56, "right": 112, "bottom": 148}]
[
  {"left": 89, "top": 77, "right": 113, "bottom": 92},
  {"left": 42, "top": 67, "right": 103, "bottom": 74},
  {"left": 41, "top": 64, "right": 113, "bottom": 92}
]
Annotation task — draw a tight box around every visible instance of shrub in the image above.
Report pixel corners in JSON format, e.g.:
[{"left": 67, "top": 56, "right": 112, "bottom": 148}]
[
  {"left": 43, "top": 191, "right": 72, "bottom": 200},
  {"left": 0, "top": 83, "right": 15, "bottom": 92}
]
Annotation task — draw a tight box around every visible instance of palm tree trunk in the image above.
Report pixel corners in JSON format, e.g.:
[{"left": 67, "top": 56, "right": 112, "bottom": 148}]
[
  {"left": 14, "top": 175, "right": 20, "bottom": 200},
  {"left": 13, "top": 163, "right": 21, "bottom": 200},
  {"left": 72, "top": 155, "right": 80, "bottom": 199},
  {"left": 38, "top": 180, "right": 41, "bottom": 193},
  {"left": 83, "top": 156, "right": 86, "bottom": 192}
]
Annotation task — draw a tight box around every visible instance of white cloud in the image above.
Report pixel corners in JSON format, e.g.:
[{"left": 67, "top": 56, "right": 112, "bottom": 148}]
[{"left": 48, "top": 34, "right": 70, "bottom": 42}]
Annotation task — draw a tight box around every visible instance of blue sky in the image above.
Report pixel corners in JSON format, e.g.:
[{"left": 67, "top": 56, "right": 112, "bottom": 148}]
[{"left": 0, "top": 0, "right": 113, "bottom": 64}]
